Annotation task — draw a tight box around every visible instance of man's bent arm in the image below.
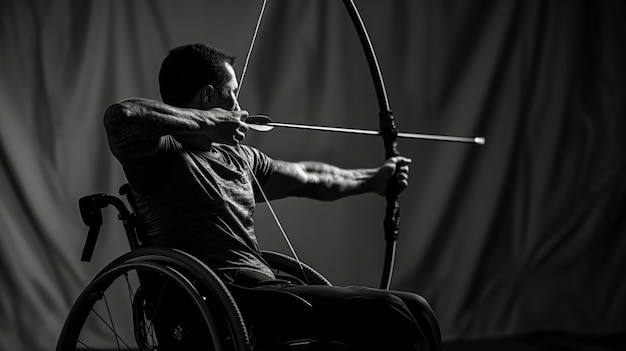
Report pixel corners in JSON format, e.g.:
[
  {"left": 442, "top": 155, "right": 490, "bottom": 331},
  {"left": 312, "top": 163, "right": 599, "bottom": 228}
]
[{"left": 103, "top": 98, "right": 247, "bottom": 153}]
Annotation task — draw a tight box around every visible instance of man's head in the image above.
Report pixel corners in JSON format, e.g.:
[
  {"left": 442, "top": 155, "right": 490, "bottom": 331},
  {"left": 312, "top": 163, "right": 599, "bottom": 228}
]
[{"left": 159, "top": 44, "right": 239, "bottom": 110}]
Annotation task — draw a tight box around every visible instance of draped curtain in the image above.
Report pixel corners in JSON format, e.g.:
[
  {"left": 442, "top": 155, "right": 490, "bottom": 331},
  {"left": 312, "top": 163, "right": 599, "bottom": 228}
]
[{"left": 1, "top": 0, "right": 624, "bottom": 349}]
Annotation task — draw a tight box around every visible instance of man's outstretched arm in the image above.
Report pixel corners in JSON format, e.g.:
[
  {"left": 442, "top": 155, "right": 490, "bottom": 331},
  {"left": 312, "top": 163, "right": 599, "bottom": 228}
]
[{"left": 260, "top": 156, "right": 411, "bottom": 202}]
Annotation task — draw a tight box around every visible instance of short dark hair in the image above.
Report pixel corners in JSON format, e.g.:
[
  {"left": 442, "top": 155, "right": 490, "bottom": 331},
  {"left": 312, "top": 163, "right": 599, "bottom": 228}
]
[{"left": 158, "top": 44, "right": 236, "bottom": 107}]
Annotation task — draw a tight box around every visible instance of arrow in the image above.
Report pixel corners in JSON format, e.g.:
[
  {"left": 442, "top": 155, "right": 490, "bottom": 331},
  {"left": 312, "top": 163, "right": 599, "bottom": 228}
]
[{"left": 245, "top": 115, "right": 485, "bottom": 145}]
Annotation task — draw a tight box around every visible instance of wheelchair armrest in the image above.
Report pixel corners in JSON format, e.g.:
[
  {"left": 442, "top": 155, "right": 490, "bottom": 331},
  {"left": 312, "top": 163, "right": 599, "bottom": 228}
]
[{"left": 78, "top": 193, "right": 134, "bottom": 261}]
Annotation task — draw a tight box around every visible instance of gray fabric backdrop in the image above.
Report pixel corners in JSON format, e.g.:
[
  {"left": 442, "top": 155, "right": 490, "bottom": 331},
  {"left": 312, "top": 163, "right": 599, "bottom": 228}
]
[{"left": 1, "top": 0, "right": 624, "bottom": 349}]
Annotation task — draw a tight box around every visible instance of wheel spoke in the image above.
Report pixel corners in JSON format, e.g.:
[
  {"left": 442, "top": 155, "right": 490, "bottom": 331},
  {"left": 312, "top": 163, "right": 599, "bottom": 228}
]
[
  {"left": 56, "top": 252, "right": 247, "bottom": 351},
  {"left": 88, "top": 300, "right": 134, "bottom": 350}
]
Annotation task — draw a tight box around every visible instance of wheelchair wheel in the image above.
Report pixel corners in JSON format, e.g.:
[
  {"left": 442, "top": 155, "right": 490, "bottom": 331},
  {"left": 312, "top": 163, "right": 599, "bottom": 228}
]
[
  {"left": 261, "top": 251, "right": 331, "bottom": 286},
  {"left": 57, "top": 249, "right": 250, "bottom": 351}
]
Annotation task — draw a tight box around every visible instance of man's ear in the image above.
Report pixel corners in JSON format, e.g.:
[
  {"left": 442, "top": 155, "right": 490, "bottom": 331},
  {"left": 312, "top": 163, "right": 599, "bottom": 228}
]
[{"left": 202, "top": 85, "right": 215, "bottom": 108}]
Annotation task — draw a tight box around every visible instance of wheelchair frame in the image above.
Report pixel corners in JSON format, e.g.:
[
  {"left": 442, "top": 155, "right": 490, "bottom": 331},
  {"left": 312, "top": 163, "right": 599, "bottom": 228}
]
[{"left": 56, "top": 185, "right": 334, "bottom": 351}]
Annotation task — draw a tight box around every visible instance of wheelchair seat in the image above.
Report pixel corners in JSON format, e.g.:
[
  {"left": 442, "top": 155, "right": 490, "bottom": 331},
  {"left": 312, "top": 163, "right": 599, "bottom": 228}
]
[{"left": 56, "top": 184, "right": 346, "bottom": 351}]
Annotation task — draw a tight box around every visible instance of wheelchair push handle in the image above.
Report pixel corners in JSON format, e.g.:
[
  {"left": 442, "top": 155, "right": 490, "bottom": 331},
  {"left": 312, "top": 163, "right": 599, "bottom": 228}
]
[{"left": 78, "top": 193, "right": 132, "bottom": 262}]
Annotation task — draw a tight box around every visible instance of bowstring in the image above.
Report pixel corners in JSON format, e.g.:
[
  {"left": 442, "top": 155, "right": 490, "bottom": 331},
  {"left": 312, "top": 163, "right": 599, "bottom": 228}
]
[
  {"left": 236, "top": 0, "right": 309, "bottom": 283},
  {"left": 236, "top": 0, "right": 267, "bottom": 100}
]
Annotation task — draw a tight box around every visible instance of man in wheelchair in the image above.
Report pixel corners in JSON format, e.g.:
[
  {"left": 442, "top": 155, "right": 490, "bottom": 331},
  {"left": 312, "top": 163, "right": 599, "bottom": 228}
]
[{"left": 102, "top": 43, "right": 441, "bottom": 351}]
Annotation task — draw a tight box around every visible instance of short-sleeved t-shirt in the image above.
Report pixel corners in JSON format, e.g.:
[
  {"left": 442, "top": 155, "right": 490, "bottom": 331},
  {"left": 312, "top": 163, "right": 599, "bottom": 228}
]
[{"left": 120, "top": 136, "right": 276, "bottom": 279}]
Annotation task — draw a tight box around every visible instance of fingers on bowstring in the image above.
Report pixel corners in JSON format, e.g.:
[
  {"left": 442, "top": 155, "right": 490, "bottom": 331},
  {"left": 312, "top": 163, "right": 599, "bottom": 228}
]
[{"left": 239, "top": 121, "right": 250, "bottom": 134}]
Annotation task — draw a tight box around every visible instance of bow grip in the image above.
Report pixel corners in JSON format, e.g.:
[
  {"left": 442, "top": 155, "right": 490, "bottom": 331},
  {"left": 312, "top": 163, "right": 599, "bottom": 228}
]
[{"left": 379, "top": 110, "right": 399, "bottom": 159}]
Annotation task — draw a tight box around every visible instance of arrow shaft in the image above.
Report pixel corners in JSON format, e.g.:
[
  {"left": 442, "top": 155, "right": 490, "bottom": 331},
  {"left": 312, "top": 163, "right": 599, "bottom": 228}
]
[{"left": 265, "top": 122, "right": 484, "bottom": 144}]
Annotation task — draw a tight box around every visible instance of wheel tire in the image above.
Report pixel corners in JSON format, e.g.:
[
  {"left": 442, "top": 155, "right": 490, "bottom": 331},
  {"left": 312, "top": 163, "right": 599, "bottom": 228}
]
[{"left": 56, "top": 254, "right": 249, "bottom": 351}]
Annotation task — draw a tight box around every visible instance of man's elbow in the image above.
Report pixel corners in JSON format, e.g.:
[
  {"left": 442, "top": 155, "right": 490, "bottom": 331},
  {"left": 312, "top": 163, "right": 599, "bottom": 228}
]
[{"left": 103, "top": 102, "right": 131, "bottom": 136}]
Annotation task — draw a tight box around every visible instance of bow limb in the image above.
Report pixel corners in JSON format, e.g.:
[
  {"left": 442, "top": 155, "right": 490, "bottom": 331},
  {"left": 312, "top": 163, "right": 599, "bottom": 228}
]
[{"left": 342, "top": 0, "right": 400, "bottom": 290}]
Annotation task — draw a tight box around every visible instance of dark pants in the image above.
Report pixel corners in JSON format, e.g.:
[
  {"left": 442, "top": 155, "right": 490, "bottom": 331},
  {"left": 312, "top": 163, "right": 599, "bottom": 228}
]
[{"left": 225, "top": 271, "right": 442, "bottom": 351}]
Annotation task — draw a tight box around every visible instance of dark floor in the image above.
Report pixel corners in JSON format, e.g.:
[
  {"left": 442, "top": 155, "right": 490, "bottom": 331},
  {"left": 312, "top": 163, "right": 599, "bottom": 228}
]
[
  {"left": 443, "top": 332, "right": 626, "bottom": 351},
  {"left": 80, "top": 332, "right": 626, "bottom": 350}
]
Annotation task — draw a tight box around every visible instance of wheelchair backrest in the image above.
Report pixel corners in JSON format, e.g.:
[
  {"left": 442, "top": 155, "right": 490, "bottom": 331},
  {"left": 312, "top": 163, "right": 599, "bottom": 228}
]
[{"left": 78, "top": 183, "right": 151, "bottom": 261}]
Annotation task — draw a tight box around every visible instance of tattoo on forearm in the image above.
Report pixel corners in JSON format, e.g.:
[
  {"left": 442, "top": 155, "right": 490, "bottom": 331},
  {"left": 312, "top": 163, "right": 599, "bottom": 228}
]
[{"left": 104, "top": 99, "right": 198, "bottom": 144}]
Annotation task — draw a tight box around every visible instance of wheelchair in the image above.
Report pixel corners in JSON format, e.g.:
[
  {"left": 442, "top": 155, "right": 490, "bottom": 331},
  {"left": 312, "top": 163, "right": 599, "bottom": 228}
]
[{"left": 56, "top": 184, "right": 345, "bottom": 351}]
